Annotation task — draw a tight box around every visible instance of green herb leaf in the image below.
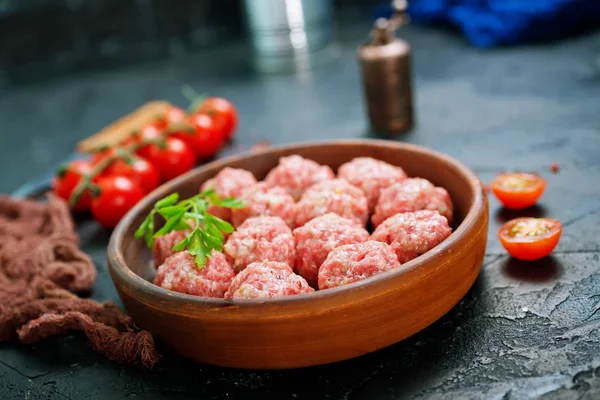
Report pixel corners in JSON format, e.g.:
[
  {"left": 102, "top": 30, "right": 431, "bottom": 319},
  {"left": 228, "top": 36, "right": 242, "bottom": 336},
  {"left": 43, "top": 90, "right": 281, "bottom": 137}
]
[
  {"left": 136, "top": 190, "right": 245, "bottom": 269},
  {"left": 193, "top": 232, "right": 208, "bottom": 254},
  {"left": 199, "top": 188, "right": 216, "bottom": 198},
  {"left": 174, "top": 220, "right": 192, "bottom": 231},
  {"left": 206, "top": 225, "right": 225, "bottom": 242},
  {"left": 156, "top": 193, "right": 179, "bottom": 208},
  {"left": 172, "top": 236, "right": 190, "bottom": 252},
  {"left": 207, "top": 215, "right": 235, "bottom": 234},
  {"left": 135, "top": 210, "right": 156, "bottom": 248},
  {"left": 135, "top": 217, "right": 149, "bottom": 239},
  {"left": 192, "top": 251, "right": 207, "bottom": 268},
  {"left": 153, "top": 211, "right": 185, "bottom": 238},
  {"left": 145, "top": 219, "right": 155, "bottom": 248},
  {"left": 204, "top": 234, "right": 222, "bottom": 250},
  {"left": 158, "top": 206, "right": 185, "bottom": 219},
  {"left": 217, "top": 197, "right": 245, "bottom": 209}
]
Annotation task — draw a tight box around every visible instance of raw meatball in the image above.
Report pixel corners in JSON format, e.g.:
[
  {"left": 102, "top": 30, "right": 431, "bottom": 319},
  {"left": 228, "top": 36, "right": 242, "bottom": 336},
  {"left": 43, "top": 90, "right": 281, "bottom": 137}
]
[
  {"left": 337, "top": 157, "right": 407, "bottom": 212},
  {"left": 294, "top": 213, "right": 370, "bottom": 288},
  {"left": 200, "top": 167, "right": 257, "bottom": 221},
  {"left": 231, "top": 182, "right": 296, "bottom": 228},
  {"left": 225, "top": 261, "right": 314, "bottom": 300},
  {"left": 223, "top": 216, "right": 296, "bottom": 272},
  {"left": 294, "top": 179, "right": 369, "bottom": 227},
  {"left": 154, "top": 250, "right": 236, "bottom": 298},
  {"left": 318, "top": 240, "right": 400, "bottom": 290},
  {"left": 264, "top": 155, "right": 334, "bottom": 200},
  {"left": 371, "top": 178, "right": 453, "bottom": 227},
  {"left": 371, "top": 210, "right": 452, "bottom": 263},
  {"left": 153, "top": 228, "right": 191, "bottom": 268}
]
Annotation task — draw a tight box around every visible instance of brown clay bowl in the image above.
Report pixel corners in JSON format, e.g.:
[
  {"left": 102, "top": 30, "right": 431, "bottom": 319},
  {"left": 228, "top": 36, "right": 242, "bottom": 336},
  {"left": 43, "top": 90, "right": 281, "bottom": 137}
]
[{"left": 107, "top": 139, "right": 488, "bottom": 369}]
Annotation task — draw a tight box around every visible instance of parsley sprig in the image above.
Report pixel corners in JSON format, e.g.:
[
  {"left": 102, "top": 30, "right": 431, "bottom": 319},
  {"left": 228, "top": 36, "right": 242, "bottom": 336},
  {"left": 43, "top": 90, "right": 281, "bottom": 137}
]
[{"left": 135, "top": 189, "right": 244, "bottom": 268}]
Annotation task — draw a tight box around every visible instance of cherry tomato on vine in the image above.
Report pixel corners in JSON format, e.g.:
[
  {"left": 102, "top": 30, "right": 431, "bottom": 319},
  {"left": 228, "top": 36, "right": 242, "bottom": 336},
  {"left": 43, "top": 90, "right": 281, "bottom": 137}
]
[
  {"left": 153, "top": 106, "right": 187, "bottom": 131},
  {"left": 491, "top": 172, "right": 546, "bottom": 209},
  {"left": 52, "top": 160, "right": 94, "bottom": 212},
  {"left": 120, "top": 132, "right": 142, "bottom": 148},
  {"left": 498, "top": 218, "right": 562, "bottom": 261},
  {"left": 194, "top": 97, "right": 238, "bottom": 141},
  {"left": 103, "top": 157, "right": 160, "bottom": 194},
  {"left": 135, "top": 124, "right": 165, "bottom": 159},
  {"left": 90, "top": 147, "right": 118, "bottom": 166},
  {"left": 141, "top": 137, "right": 196, "bottom": 181},
  {"left": 174, "top": 113, "right": 223, "bottom": 159},
  {"left": 91, "top": 176, "right": 145, "bottom": 228},
  {"left": 123, "top": 124, "right": 163, "bottom": 151}
]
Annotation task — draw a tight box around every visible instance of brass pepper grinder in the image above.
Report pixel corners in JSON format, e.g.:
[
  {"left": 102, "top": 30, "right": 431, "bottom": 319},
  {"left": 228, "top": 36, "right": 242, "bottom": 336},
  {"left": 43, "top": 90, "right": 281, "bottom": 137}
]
[{"left": 358, "top": 0, "right": 413, "bottom": 135}]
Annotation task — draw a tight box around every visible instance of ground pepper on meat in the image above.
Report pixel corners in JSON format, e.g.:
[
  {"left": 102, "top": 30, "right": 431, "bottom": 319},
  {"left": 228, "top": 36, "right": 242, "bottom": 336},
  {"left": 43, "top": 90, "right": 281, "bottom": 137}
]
[{"left": 0, "top": 193, "right": 161, "bottom": 368}]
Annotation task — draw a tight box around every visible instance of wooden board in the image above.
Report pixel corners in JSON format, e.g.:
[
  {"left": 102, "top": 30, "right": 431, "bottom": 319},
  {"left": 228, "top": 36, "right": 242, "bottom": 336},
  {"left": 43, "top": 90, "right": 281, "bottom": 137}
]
[{"left": 76, "top": 101, "right": 173, "bottom": 153}]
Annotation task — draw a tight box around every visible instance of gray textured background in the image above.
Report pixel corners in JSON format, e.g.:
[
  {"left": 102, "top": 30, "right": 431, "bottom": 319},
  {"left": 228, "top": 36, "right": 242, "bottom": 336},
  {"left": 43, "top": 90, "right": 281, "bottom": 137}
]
[{"left": 1, "top": 18, "right": 600, "bottom": 400}]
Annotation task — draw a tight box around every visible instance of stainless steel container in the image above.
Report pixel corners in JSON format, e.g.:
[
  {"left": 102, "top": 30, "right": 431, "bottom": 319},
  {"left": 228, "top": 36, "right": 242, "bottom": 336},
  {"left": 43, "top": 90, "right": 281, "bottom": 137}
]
[{"left": 243, "top": 0, "right": 338, "bottom": 73}]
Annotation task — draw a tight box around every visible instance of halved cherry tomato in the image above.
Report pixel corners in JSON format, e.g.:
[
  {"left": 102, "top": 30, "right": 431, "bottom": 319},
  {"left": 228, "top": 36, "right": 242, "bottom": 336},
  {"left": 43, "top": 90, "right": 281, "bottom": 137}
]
[
  {"left": 173, "top": 113, "right": 223, "bottom": 159},
  {"left": 140, "top": 137, "right": 196, "bottom": 181},
  {"left": 194, "top": 97, "right": 238, "bottom": 141},
  {"left": 153, "top": 106, "right": 187, "bottom": 131},
  {"left": 491, "top": 172, "right": 546, "bottom": 209},
  {"left": 498, "top": 217, "right": 562, "bottom": 261},
  {"left": 91, "top": 176, "right": 145, "bottom": 228},
  {"left": 103, "top": 157, "right": 160, "bottom": 194},
  {"left": 52, "top": 160, "right": 94, "bottom": 212}
]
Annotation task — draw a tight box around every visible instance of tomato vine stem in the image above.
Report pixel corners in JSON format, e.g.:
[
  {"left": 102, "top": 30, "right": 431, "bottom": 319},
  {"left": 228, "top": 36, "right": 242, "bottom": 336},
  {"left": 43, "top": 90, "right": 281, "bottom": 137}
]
[{"left": 68, "top": 122, "right": 192, "bottom": 208}]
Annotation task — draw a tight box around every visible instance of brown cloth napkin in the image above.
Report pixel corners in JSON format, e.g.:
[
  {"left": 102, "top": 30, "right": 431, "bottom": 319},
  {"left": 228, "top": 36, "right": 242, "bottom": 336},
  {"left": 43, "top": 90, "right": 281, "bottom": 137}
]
[{"left": 0, "top": 193, "right": 161, "bottom": 368}]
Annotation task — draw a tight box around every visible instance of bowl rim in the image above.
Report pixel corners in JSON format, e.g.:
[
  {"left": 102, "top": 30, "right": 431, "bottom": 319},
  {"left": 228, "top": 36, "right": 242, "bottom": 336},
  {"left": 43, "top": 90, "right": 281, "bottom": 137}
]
[{"left": 107, "top": 139, "right": 484, "bottom": 307}]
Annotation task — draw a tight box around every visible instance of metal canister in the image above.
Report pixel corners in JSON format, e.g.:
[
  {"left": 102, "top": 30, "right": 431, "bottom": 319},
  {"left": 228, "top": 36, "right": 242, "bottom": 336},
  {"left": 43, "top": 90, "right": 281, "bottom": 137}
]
[
  {"left": 242, "top": 0, "right": 337, "bottom": 73},
  {"left": 358, "top": 2, "right": 413, "bottom": 134}
]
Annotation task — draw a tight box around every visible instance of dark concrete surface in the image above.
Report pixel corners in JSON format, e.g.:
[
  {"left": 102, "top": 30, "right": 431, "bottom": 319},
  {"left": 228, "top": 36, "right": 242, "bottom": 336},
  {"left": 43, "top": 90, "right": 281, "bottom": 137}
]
[{"left": 1, "top": 24, "right": 600, "bottom": 400}]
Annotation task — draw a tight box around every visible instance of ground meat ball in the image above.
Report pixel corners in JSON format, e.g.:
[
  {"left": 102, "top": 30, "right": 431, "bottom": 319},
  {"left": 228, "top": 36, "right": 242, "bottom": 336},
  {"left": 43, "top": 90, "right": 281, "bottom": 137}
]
[
  {"left": 264, "top": 155, "right": 335, "bottom": 200},
  {"left": 371, "top": 210, "right": 452, "bottom": 263},
  {"left": 224, "top": 261, "right": 314, "bottom": 300},
  {"left": 223, "top": 216, "right": 295, "bottom": 272},
  {"left": 231, "top": 182, "right": 296, "bottom": 228},
  {"left": 371, "top": 178, "right": 453, "bottom": 227},
  {"left": 153, "top": 228, "right": 191, "bottom": 268},
  {"left": 153, "top": 251, "right": 236, "bottom": 298},
  {"left": 294, "top": 179, "right": 369, "bottom": 227},
  {"left": 293, "top": 213, "right": 370, "bottom": 288},
  {"left": 337, "top": 157, "right": 407, "bottom": 212},
  {"left": 318, "top": 240, "right": 400, "bottom": 290},
  {"left": 200, "top": 167, "right": 257, "bottom": 222}
]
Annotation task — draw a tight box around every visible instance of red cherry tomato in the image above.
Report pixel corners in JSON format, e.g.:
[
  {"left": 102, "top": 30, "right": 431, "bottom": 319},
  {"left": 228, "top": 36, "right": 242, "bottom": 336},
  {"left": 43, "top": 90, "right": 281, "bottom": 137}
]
[
  {"left": 90, "top": 147, "right": 118, "bottom": 166},
  {"left": 91, "top": 176, "right": 145, "bottom": 228},
  {"left": 498, "top": 217, "right": 562, "bottom": 261},
  {"left": 491, "top": 172, "right": 546, "bottom": 209},
  {"left": 52, "top": 160, "right": 94, "bottom": 212},
  {"left": 195, "top": 97, "right": 238, "bottom": 140},
  {"left": 120, "top": 132, "right": 142, "bottom": 148},
  {"left": 174, "top": 113, "right": 224, "bottom": 159},
  {"left": 154, "top": 106, "right": 187, "bottom": 131},
  {"left": 141, "top": 137, "right": 196, "bottom": 181},
  {"left": 103, "top": 157, "right": 161, "bottom": 194},
  {"left": 135, "top": 124, "right": 164, "bottom": 159}
]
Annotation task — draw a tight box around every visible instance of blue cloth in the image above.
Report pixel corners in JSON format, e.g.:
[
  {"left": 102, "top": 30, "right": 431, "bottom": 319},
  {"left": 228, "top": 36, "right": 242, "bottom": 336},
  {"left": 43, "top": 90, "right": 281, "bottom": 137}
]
[{"left": 373, "top": 0, "right": 600, "bottom": 48}]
